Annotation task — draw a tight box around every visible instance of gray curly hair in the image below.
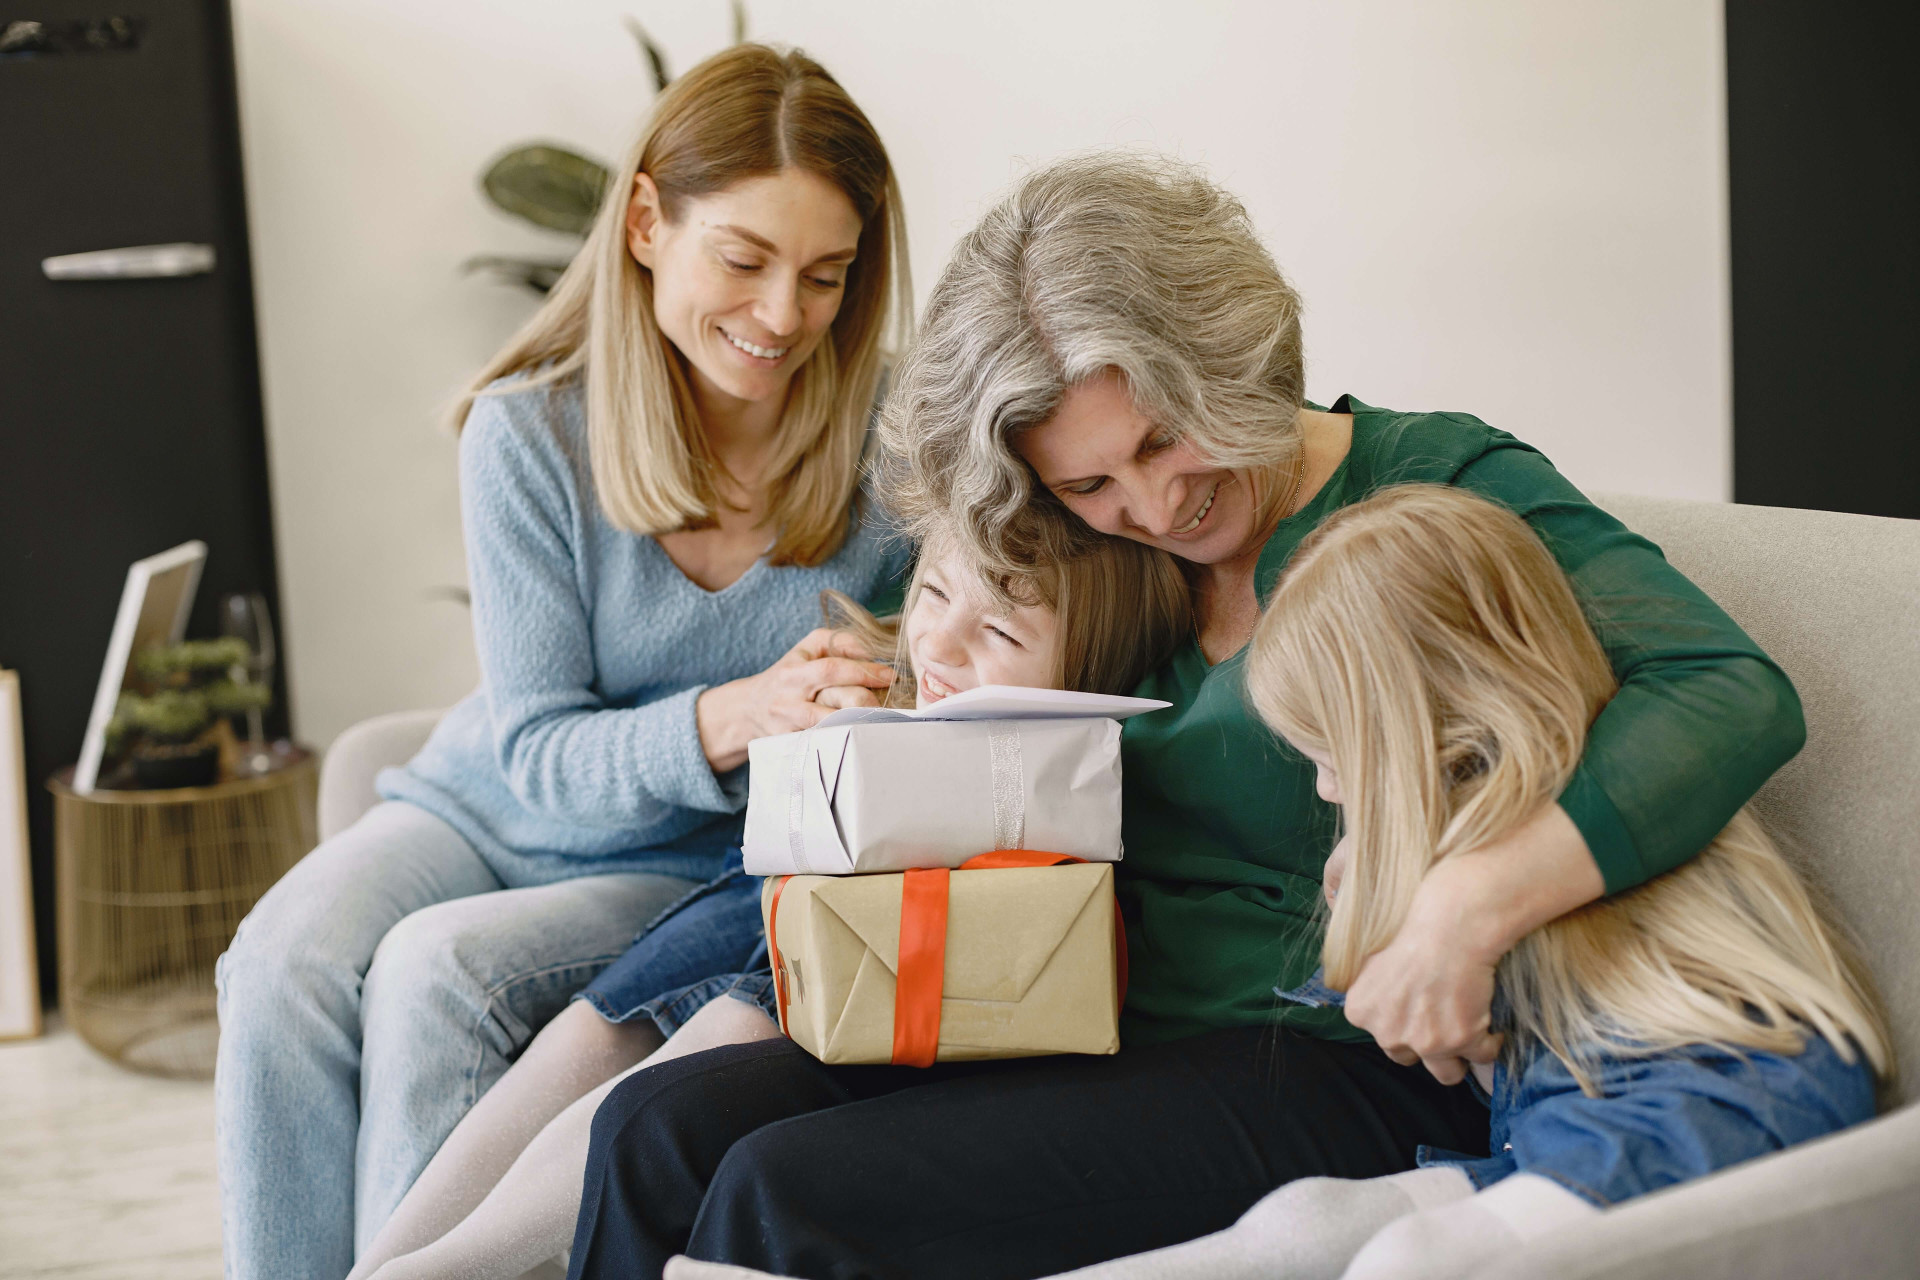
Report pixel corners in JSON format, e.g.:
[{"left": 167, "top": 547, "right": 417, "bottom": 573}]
[{"left": 875, "top": 151, "right": 1307, "bottom": 572}]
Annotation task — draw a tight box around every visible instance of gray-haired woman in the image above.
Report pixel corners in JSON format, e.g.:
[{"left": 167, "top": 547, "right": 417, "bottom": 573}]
[{"left": 565, "top": 153, "right": 1807, "bottom": 1280}]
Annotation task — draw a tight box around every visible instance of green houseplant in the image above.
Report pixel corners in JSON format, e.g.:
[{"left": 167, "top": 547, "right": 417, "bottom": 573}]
[
  {"left": 464, "top": 3, "right": 747, "bottom": 294},
  {"left": 107, "top": 638, "right": 272, "bottom": 789}
]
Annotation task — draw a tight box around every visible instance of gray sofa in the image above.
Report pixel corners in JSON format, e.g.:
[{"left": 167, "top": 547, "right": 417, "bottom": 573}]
[{"left": 319, "top": 493, "right": 1920, "bottom": 1280}]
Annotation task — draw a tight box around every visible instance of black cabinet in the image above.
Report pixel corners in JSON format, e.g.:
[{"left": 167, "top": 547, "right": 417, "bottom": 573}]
[
  {"left": 1728, "top": 1, "right": 1920, "bottom": 519},
  {"left": 0, "top": 0, "right": 285, "bottom": 1004}
]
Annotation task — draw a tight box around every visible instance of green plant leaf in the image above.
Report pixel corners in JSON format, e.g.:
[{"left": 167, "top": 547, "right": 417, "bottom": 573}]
[
  {"left": 122, "top": 689, "right": 210, "bottom": 740},
  {"left": 461, "top": 254, "right": 573, "bottom": 295},
  {"left": 623, "top": 16, "right": 670, "bottom": 92},
  {"left": 193, "top": 637, "right": 251, "bottom": 669},
  {"left": 203, "top": 680, "right": 272, "bottom": 716},
  {"left": 133, "top": 637, "right": 250, "bottom": 682},
  {"left": 481, "top": 145, "right": 610, "bottom": 237}
]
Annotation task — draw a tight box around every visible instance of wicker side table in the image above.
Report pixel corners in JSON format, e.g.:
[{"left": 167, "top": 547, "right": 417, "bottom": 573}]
[{"left": 49, "top": 749, "right": 318, "bottom": 1078}]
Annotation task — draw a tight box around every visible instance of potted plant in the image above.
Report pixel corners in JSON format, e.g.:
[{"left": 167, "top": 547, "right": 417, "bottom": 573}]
[
  {"left": 107, "top": 638, "right": 272, "bottom": 789},
  {"left": 465, "top": 3, "right": 747, "bottom": 294}
]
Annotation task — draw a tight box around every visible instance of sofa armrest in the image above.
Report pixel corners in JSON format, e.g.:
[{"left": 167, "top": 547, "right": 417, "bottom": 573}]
[
  {"left": 1485, "top": 1100, "right": 1920, "bottom": 1280},
  {"left": 317, "top": 709, "right": 444, "bottom": 842}
]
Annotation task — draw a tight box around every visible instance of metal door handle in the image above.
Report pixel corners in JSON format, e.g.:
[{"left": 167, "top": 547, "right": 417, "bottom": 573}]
[{"left": 41, "top": 243, "right": 216, "bottom": 280}]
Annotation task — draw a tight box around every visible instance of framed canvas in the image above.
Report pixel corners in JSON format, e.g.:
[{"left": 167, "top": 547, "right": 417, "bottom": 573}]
[
  {"left": 73, "top": 540, "right": 208, "bottom": 794},
  {"left": 0, "top": 669, "right": 38, "bottom": 1039}
]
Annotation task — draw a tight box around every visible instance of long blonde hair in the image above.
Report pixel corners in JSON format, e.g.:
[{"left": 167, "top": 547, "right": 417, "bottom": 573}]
[
  {"left": 874, "top": 152, "right": 1305, "bottom": 577},
  {"left": 456, "top": 44, "right": 913, "bottom": 567},
  {"left": 1246, "top": 484, "right": 1892, "bottom": 1094},
  {"left": 822, "top": 523, "right": 1191, "bottom": 707}
]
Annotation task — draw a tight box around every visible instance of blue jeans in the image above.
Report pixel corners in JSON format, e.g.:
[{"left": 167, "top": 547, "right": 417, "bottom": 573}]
[
  {"left": 213, "top": 801, "right": 697, "bottom": 1280},
  {"left": 1277, "top": 970, "right": 1878, "bottom": 1207}
]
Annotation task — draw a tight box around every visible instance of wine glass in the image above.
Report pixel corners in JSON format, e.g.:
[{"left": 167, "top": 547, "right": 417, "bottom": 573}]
[{"left": 220, "top": 592, "right": 277, "bottom": 775}]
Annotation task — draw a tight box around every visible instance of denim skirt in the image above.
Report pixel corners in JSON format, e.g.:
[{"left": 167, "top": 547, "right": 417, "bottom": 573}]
[
  {"left": 1278, "top": 968, "right": 1879, "bottom": 1209},
  {"left": 574, "top": 850, "right": 780, "bottom": 1037},
  {"left": 1419, "top": 1029, "right": 1878, "bottom": 1207}
]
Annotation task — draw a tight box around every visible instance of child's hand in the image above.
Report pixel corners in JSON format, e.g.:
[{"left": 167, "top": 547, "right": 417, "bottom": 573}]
[
  {"left": 695, "top": 629, "right": 895, "bottom": 771},
  {"left": 1323, "top": 834, "right": 1352, "bottom": 907},
  {"left": 815, "top": 673, "right": 892, "bottom": 710},
  {"left": 809, "top": 628, "right": 894, "bottom": 709}
]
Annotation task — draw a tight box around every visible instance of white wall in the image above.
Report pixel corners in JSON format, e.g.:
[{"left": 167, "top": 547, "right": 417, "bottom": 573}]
[{"left": 231, "top": 0, "right": 1730, "bottom": 747}]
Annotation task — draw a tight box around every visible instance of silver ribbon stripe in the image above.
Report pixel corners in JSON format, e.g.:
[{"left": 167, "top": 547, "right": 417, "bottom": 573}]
[{"left": 988, "top": 725, "right": 1026, "bottom": 851}]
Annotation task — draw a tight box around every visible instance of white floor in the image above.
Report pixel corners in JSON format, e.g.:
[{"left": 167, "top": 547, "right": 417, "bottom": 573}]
[{"left": 0, "top": 1017, "right": 222, "bottom": 1279}]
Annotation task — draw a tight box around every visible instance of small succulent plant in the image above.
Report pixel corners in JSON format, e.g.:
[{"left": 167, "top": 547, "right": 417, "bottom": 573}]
[
  {"left": 464, "top": 2, "right": 748, "bottom": 295},
  {"left": 117, "top": 689, "right": 213, "bottom": 743},
  {"left": 132, "top": 636, "right": 250, "bottom": 683},
  {"left": 108, "top": 639, "right": 272, "bottom": 753}
]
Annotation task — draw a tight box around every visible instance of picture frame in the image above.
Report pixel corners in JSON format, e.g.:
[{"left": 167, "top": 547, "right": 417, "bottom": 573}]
[
  {"left": 1, "top": 669, "right": 40, "bottom": 1039},
  {"left": 72, "top": 540, "right": 208, "bottom": 794}
]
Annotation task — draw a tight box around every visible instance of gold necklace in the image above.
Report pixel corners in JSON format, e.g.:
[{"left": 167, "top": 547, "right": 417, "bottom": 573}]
[{"left": 1276, "top": 448, "right": 1307, "bottom": 521}]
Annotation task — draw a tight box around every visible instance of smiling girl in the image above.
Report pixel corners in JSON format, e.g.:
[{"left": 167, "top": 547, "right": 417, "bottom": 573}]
[
  {"left": 342, "top": 522, "right": 1188, "bottom": 1280},
  {"left": 215, "top": 45, "right": 914, "bottom": 1280}
]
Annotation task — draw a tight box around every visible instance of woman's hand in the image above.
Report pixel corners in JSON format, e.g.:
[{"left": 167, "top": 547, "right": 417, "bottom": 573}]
[
  {"left": 1340, "top": 895, "right": 1504, "bottom": 1087},
  {"left": 1340, "top": 801, "right": 1604, "bottom": 1086},
  {"left": 695, "top": 628, "right": 894, "bottom": 772}
]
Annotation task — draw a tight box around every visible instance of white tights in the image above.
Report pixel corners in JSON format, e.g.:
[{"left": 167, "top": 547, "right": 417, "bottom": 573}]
[
  {"left": 1040, "top": 1166, "right": 1596, "bottom": 1280},
  {"left": 348, "top": 995, "right": 781, "bottom": 1280}
]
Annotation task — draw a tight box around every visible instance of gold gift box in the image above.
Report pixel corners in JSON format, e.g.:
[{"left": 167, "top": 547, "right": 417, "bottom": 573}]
[{"left": 762, "top": 861, "right": 1122, "bottom": 1065}]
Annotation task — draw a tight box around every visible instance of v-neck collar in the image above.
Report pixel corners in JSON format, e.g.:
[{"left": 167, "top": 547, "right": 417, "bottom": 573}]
[
  {"left": 643, "top": 534, "right": 774, "bottom": 599},
  {"left": 1251, "top": 393, "right": 1370, "bottom": 598}
]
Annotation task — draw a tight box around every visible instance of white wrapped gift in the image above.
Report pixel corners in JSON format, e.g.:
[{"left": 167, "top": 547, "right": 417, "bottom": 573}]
[{"left": 741, "top": 687, "right": 1169, "bottom": 877}]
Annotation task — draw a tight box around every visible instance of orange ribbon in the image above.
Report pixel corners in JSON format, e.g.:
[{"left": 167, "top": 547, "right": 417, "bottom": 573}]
[
  {"left": 891, "top": 867, "right": 952, "bottom": 1066},
  {"left": 766, "top": 851, "right": 1129, "bottom": 1067},
  {"left": 768, "top": 873, "right": 794, "bottom": 1036}
]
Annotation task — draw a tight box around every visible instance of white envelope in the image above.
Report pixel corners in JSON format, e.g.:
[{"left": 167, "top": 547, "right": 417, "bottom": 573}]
[
  {"left": 742, "top": 687, "right": 1168, "bottom": 876},
  {"left": 813, "top": 684, "right": 1170, "bottom": 728}
]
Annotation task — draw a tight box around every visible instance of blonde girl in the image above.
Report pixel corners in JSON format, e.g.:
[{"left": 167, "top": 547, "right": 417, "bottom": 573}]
[
  {"left": 1205, "top": 483, "right": 1890, "bottom": 1280},
  {"left": 217, "top": 44, "right": 915, "bottom": 1280},
  {"left": 348, "top": 521, "right": 1188, "bottom": 1280}
]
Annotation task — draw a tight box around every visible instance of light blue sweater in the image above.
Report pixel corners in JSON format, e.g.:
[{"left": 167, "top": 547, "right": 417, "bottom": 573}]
[{"left": 379, "top": 378, "right": 910, "bottom": 888}]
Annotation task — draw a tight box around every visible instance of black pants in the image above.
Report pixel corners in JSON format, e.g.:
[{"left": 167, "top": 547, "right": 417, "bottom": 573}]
[{"left": 566, "top": 1027, "right": 1490, "bottom": 1280}]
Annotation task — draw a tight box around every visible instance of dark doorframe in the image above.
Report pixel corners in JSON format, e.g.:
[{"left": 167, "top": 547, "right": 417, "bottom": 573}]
[{"left": 1726, "top": 1, "right": 1918, "bottom": 519}]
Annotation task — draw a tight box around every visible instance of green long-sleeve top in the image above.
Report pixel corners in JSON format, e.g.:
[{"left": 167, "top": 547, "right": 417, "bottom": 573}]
[{"left": 1119, "top": 396, "right": 1806, "bottom": 1046}]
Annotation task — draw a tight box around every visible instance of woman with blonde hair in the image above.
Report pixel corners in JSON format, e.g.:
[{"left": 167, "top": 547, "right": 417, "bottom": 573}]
[
  {"left": 566, "top": 153, "right": 1818, "bottom": 1280},
  {"left": 215, "top": 44, "right": 912, "bottom": 1280}
]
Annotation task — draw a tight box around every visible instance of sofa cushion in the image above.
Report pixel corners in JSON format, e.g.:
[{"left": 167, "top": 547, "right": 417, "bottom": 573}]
[{"left": 1595, "top": 494, "right": 1920, "bottom": 1104}]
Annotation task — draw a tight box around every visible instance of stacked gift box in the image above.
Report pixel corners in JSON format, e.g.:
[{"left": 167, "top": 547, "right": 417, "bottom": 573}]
[{"left": 742, "top": 687, "right": 1165, "bottom": 1066}]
